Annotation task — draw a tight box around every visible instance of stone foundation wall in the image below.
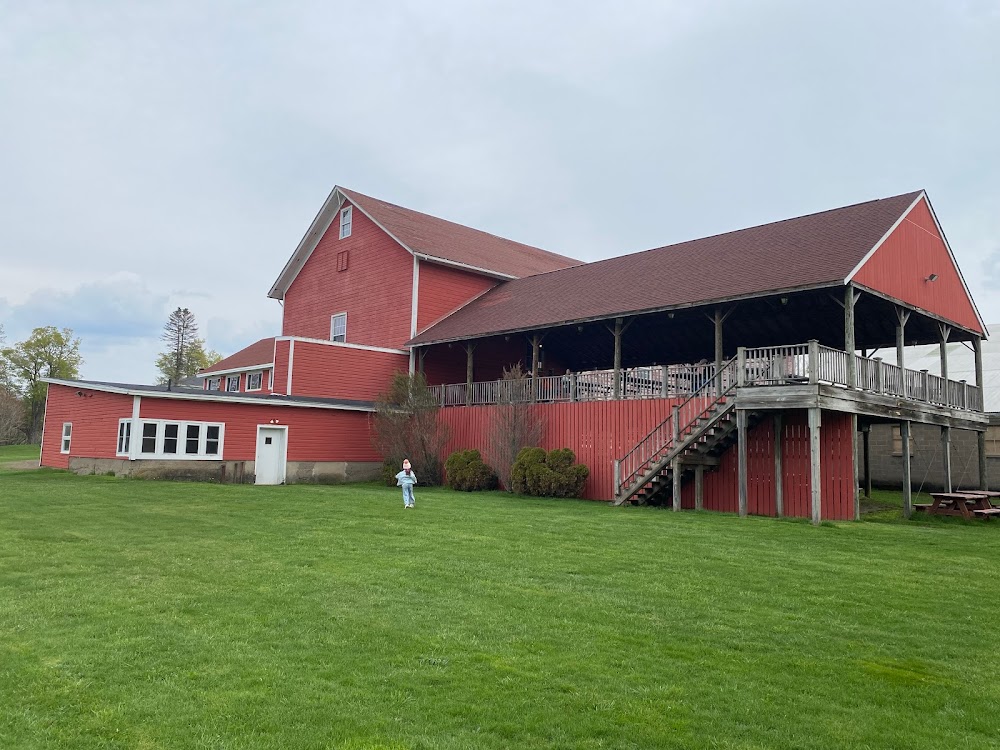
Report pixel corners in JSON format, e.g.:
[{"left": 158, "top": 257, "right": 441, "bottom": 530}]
[
  {"left": 865, "top": 422, "right": 997, "bottom": 491},
  {"left": 67, "top": 457, "right": 382, "bottom": 485}
]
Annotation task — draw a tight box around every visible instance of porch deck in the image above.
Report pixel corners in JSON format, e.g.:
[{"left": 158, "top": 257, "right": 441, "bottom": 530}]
[{"left": 428, "top": 341, "right": 984, "bottom": 415}]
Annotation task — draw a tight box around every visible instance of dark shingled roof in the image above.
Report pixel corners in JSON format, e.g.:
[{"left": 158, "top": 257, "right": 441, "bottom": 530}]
[
  {"left": 201, "top": 337, "right": 276, "bottom": 375},
  {"left": 340, "top": 188, "right": 580, "bottom": 279},
  {"left": 409, "top": 191, "right": 923, "bottom": 345}
]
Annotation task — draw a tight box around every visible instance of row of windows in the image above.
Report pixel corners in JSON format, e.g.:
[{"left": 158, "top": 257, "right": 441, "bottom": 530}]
[
  {"left": 206, "top": 371, "right": 270, "bottom": 393},
  {"left": 117, "top": 419, "right": 224, "bottom": 459}
]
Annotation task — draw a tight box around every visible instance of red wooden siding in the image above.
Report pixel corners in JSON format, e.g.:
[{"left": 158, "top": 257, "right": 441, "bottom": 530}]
[
  {"left": 439, "top": 404, "right": 856, "bottom": 520},
  {"left": 416, "top": 261, "right": 497, "bottom": 332},
  {"left": 441, "top": 399, "right": 683, "bottom": 500},
  {"left": 273, "top": 339, "right": 291, "bottom": 395},
  {"left": 282, "top": 200, "right": 415, "bottom": 348},
  {"left": 138, "top": 399, "right": 380, "bottom": 462},
  {"left": 41, "top": 385, "right": 134, "bottom": 467},
  {"left": 287, "top": 341, "right": 408, "bottom": 400},
  {"left": 852, "top": 197, "right": 983, "bottom": 333}
]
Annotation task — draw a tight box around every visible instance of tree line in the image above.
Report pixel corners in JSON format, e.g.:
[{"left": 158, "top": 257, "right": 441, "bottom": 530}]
[{"left": 0, "top": 309, "right": 221, "bottom": 445}]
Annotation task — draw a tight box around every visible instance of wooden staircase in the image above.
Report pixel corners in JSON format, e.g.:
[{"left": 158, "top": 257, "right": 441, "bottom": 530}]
[{"left": 614, "top": 357, "right": 743, "bottom": 507}]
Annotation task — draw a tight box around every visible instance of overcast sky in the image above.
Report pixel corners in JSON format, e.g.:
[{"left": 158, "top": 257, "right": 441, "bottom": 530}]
[{"left": 1, "top": 0, "right": 998, "bottom": 384}]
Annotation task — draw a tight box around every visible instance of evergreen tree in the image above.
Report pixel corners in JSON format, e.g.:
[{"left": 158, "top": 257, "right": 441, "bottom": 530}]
[{"left": 156, "top": 308, "right": 219, "bottom": 383}]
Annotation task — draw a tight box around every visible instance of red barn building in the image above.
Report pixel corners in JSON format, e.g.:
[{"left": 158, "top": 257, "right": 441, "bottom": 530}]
[{"left": 42, "top": 187, "right": 988, "bottom": 522}]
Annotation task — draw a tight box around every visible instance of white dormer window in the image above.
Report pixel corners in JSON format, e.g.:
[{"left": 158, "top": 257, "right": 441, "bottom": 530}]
[
  {"left": 339, "top": 205, "right": 352, "bottom": 239},
  {"left": 206, "top": 377, "right": 221, "bottom": 391},
  {"left": 246, "top": 371, "right": 263, "bottom": 391},
  {"left": 330, "top": 312, "right": 347, "bottom": 343},
  {"left": 226, "top": 375, "right": 240, "bottom": 392}
]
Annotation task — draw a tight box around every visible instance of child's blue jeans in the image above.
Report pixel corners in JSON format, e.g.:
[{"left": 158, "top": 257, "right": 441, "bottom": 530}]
[{"left": 402, "top": 485, "right": 414, "bottom": 507}]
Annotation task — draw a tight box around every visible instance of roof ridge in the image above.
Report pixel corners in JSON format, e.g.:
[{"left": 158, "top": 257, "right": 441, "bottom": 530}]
[{"left": 339, "top": 186, "right": 580, "bottom": 264}]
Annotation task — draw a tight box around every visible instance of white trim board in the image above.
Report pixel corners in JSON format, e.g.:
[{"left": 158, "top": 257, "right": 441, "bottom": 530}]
[
  {"left": 275, "top": 335, "right": 409, "bottom": 356},
  {"left": 198, "top": 362, "right": 274, "bottom": 378},
  {"left": 41, "top": 378, "right": 375, "bottom": 412}
]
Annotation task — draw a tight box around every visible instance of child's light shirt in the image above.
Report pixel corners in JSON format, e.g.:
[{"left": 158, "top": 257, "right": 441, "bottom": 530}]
[{"left": 395, "top": 470, "right": 418, "bottom": 487}]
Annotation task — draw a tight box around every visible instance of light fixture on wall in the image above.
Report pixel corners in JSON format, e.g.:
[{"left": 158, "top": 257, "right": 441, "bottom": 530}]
[
  {"left": 667, "top": 312, "right": 674, "bottom": 319},
  {"left": 780, "top": 297, "right": 789, "bottom": 305},
  {"left": 925, "top": 273, "right": 939, "bottom": 282}
]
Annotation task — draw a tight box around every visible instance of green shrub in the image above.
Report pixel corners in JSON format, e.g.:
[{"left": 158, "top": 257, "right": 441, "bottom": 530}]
[
  {"left": 445, "top": 449, "right": 498, "bottom": 492},
  {"left": 510, "top": 447, "right": 589, "bottom": 498}
]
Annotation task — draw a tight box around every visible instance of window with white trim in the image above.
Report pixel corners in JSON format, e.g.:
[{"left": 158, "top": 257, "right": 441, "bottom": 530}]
[
  {"left": 330, "top": 312, "right": 347, "bottom": 343},
  {"left": 116, "top": 419, "right": 131, "bottom": 456},
  {"left": 137, "top": 420, "right": 225, "bottom": 459},
  {"left": 339, "top": 205, "right": 352, "bottom": 239},
  {"left": 268, "top": 369, "right": 274, "bottom": 390},
  {"left": 226, "top": 375, "right": 240, "bottom": 392},
  {"left": 207, "top": 377, "right": 221, "bottom": 391},
  {"left": 61, "top": 423, "right": 72, "bottom": 454},
  {"left": 246, "top": 371, "right": 263, "bottom": 391}
]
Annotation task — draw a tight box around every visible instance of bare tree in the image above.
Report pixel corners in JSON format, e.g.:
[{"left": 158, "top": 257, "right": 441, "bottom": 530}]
[
  {"left": 487, "top": 363, "right": 542, "bottom": 491},
  {"left": 0, "top": 387, "right": 24, "bottom": 445},
  {"left": 371, "top": 372, "right": 450, "bottom": 485}
]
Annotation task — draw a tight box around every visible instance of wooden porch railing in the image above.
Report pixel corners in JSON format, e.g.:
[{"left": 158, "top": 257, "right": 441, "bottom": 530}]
[{"left": 428, "top": 340, "right": 983, "bottom": 412}]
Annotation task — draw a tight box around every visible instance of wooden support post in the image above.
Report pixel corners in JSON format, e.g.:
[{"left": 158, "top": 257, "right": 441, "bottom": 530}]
[
  {"left": 809, "top": 407, "right": 822, "bottom": 525},
  {"left": 845, "top": 284, "right": 859, "bottom": 389},
  {"left": 941, "top": 426, "right": 952, "bottom": 493},
  {"left": 974, "top": 336, "right": 985, "bottom": 412},
  {"left": 938, "top": 323, "right": 951, "bottom": 385},
  {"left": 852, "top": 414, "right": 860, "bottom": 520},
  {"left": 530, "top": 334, "right": 541, "bottom": 403},
  {"left": 862, "top": 423, "right": 872, "bottom": 499},
  {"left": 570, "top": 373, "right": 578, "bottom": 402},
  {"left": 714, "top": 309, "right": 724, "bottom": 397},
  {"left": 613, "top": 459, "right": 621, "bottom": 500},
  {"left": 808, "top": 339, "right": 819, "bottom": 384},
  {"left": 464, "top": 344, "right": 475, "bottom": 406},
  {"left": 901, "top": 420, "right": 912, "bottom": 519},
  {"left": 895, "top": 307, "right": 910, "bottom": 398},
  {"left": 737, "top": 409, "right": 748, "bottom": 518},
  {"left": 737, "top": 346, "right": 746, "bottom": 387},
  {"left": 661, "top": 365, "right": 669, "bottom": 398},
  {"left": 694, "top": 465, "right": 704, "bottom": 511},
  {"left": 773, "top": 413, "right": 783, "bottom": 518},
  {"left": 612, "top": 318, "right": 623, "bottom": 400},
  {"left": 978, "top": 430, "right": 988, "bottom": 491},
  {"left": 672, "top": 458, "right": 682, "bottom": 512}
]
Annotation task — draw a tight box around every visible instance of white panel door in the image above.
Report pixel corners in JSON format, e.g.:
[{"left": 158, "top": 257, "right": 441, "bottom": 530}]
[{"left": 255, "top": 426, "right": 287, "bottom": 485}]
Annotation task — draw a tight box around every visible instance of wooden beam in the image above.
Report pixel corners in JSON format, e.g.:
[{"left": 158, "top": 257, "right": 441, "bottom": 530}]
[
  {"left": 978, "top": 430, "right": 988, "bottom": 491},
  {"left": 895, "top": 307, "right": 910, "bottom": 391},
  {"left": 672, "top": 458, "right": 682, "bottom": 512},
  {"left": 714, "top": 309, "right": 724, "bottom": 397},
  {"left": 464, "top": 343, "right": 475, "bottom": 406},
  {"left": 694, "top": 466, "right": 704, "bottom": 510},
  {"left": 612, "top": 318, "right": 623, "bottom": 400},
  {"left": 901, "top": 420, "right": 912, "bottom": 519},
  {"left": 941, "top": 426, "right": 952, "bottom": 493},
  {"left": 974, "top": 336, "right": 985, "bottom": 411},
  {"left": 737, "top": 409, "right": 748, "bottom": 518},
  {"left": 773, "top": 413, "right": 783, "bottom": 518},
  {"left": 809, "top": 407, "right": 822, "bottom": 525},
  {"left": 939, "top": 323, "right": 951, "bottom": 384},
  {"left": 862, "top": 423, "right": 872, "bottom": 499},
  {"left": 845, "top": 285, "right": 859, "bottom": 389},
  {"left": 851, "top": 415, "right": 860, "bottom": 520}
]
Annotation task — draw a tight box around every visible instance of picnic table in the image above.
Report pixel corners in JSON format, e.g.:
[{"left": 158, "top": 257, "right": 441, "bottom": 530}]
[{"left": 915, "top": 492, "right": 1000, "bottom": 520}]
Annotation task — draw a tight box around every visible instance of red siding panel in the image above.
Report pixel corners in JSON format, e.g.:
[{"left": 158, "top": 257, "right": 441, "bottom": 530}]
[
  {"left": 781, "top": 412, "right": 812, "bottom": 518},
  {"left": 288, "top": 341, "right": 408, "bottom": 400},
  {"left": 282, "top": 201, "right": 415, "bottom": 348},
  {"left": 41, "top": 385, "right": 134, "bottom": 468},
  {"left": 852, "top": 198, "right": 983, "bottom": 333},
  {"left": 273, "top": 339, "right": 291, "bottom": 395},
  {"left": 138, "top": 399, "right": 380, "bottom": 462},
  {"left": 416, "top": 261, "right": 497, "bottom": 332},
  {"left": 820, "top": 411, "right": 856, "bottom": 521}
]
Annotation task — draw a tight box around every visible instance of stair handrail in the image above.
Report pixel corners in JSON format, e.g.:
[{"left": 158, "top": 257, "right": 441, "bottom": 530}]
[{"left": 616, "top": 357, "right": 739, "bottom": 496}]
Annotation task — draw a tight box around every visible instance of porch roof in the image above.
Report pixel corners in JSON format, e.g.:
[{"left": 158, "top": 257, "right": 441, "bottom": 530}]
[{"left": 408, "top": 190, "right": 924, "bottom": 346}]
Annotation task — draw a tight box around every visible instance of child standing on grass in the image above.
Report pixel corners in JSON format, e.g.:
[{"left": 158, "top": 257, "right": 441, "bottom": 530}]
[{"left": 395, "top": 459, "right": 417, "bottom": 509}]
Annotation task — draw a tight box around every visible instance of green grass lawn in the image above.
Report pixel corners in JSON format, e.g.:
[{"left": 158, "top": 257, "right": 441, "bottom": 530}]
[
  {"left": 0, "top": 442, "right": 39, "bottom": 468},
  {"left": 2, "top": 449, "right": 999, "bottom": 749}
]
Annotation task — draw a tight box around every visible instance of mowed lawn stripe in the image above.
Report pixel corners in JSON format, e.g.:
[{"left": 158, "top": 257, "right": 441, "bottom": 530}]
[{"left": 1, "top": 462, "right": 999, "bottom": 749}]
